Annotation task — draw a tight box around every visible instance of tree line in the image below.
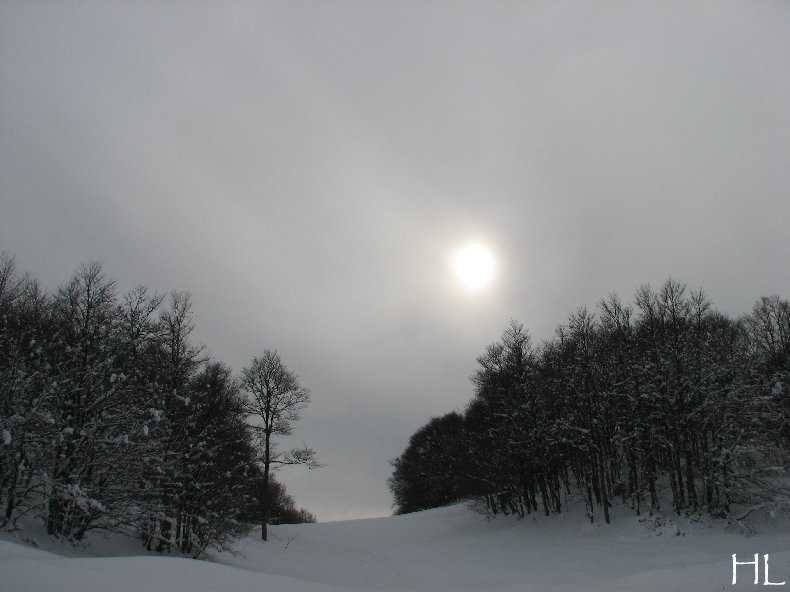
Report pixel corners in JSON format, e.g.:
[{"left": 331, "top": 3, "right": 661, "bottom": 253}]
[
  {"left": 389, "top": 279, "right": 790, "bottom": 525},
  {"left": 0, "top": 255, "right": 317, "bottom": 556}
]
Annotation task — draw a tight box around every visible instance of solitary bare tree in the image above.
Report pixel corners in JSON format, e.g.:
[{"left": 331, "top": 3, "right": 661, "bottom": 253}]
[{"left": 240, "top": 350, "right": 319, "bottom": 540}]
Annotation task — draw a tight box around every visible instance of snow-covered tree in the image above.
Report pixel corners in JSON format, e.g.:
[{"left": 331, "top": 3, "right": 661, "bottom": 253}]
[
  {"left": 1, "top": 257, "right": 317, "bottom": 555},
  {"left": 390, "top": 280, "right": 790, "bottom": 526}
]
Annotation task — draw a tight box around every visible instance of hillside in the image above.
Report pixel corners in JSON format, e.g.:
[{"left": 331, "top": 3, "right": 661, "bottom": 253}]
[{"left": 3, "top": 503, "right": 790, "bottom": 591}]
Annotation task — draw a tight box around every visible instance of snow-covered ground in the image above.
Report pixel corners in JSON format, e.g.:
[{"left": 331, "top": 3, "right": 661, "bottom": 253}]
[{"left": 2, "top": 503, "right": 789, "bottom": 591}]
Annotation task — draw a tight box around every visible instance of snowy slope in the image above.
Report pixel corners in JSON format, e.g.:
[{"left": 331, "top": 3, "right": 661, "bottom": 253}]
[{"left": 3, "top": 504, "right": 790, "bottom": 591}]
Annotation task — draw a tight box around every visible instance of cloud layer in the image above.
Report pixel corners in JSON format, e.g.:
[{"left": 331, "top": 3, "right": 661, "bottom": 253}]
[{"left": 2, "top": 1, "right": 790, "bottom": 519}]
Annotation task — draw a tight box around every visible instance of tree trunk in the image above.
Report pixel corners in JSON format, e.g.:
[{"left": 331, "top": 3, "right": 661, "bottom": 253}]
[
  {"left": 598, "top": 452, "right": 611, "bottom": 524},
  {"left": 261, "top": 429, "right": 271, "bottom": 541}
]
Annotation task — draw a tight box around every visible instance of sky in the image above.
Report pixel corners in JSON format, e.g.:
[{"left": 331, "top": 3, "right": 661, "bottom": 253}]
[{"left": 2, "top": 1, "right": 790, "bottom": 521}]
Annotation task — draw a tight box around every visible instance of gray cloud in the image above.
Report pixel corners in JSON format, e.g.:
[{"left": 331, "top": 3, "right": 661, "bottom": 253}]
[{"left": 2, "top": 1, "right": 790, "bottom": 520}]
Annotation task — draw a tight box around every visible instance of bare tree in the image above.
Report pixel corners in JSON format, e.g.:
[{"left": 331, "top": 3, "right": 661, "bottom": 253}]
[{"left": 240, "top": 350, "right": 318, "bottom": 540}]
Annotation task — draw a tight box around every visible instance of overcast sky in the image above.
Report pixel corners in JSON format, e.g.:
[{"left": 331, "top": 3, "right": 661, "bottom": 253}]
[{"left": 2, "top": 1, "right": 790, "bottom": 521}]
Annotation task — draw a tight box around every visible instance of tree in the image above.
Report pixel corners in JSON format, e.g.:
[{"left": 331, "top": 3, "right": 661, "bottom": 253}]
[
  {"left": 390, "top": 279, "right": 790, "bottom": 526},
  {"left": 388, "top": 411, "right": 465, "bottom": 515},
  {"left": 1, "top": 256, "right": 307, "bottom": 554},
  {"left": 0, "top": 254, "right": 52, "bottom": 526},
  {"left": 266, "top": 477, "right": 317, "bottom": 524},
  {"left": 45, "top": 261, "right": 127, "bottom": 538},
  {"left": 151, "top": 291, "right": 205, "bottom": 552},
  {"left": 240, "top": 350, "right": 318, "bottom": 540},
  {"left": 170, "top": 361, "right": 257, "bottom": 556}
]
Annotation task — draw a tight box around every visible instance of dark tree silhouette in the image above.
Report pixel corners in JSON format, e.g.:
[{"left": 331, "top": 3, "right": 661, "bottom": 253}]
[
  {"left": 390, "top": 280, "right": 790, "bottom": 526},
  {"left": 241, "top": 350, "right": 319, "bottom": 540}
]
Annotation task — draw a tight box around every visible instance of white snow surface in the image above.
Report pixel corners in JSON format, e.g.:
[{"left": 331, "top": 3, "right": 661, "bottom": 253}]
[{"left": 2, "top": 503, "right": 790, "bottom": 591}]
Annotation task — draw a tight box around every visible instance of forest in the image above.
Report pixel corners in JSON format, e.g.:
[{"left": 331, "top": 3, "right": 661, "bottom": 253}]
[
  {"left": 389, "top": 280, "right": 790, "bottom": 524},
  {"left": 3, "top": 249, "right": 789, "bottom": 559},
  {"left": 0, "top": 255, "right": 316, "bottom": 557}
]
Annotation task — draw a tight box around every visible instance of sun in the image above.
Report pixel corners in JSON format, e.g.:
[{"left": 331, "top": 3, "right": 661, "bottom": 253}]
[{"left": 454, "top": 243, "right": 496, "bottom": 291}]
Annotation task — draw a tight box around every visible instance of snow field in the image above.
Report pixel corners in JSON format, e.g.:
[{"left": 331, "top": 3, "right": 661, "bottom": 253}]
[{"left": 3, "top": 503, "right": 790, "bottom": 591}]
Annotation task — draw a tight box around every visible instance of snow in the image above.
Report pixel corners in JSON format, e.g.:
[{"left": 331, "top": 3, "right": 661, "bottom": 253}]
[{"left": 2, "top": 503, "right": 790, "bottom": 591}]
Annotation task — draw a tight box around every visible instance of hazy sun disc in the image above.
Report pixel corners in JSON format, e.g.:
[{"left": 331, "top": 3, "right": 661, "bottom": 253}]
[{"left": 454, "top": 244, "right": 496, "bottom": 290}]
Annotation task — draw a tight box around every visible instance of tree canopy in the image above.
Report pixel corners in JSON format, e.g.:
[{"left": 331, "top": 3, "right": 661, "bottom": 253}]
[
  {"left": 0, "top": 255, "right": 317, "bottom": 556},
  {"left": 389, "top": 280, "right": 790, "bottom": 524}
]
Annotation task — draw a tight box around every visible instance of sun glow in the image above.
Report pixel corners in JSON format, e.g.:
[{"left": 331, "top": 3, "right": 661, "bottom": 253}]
[{"left": 454, "top": 243, "right": 496, "bottom": 291}]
